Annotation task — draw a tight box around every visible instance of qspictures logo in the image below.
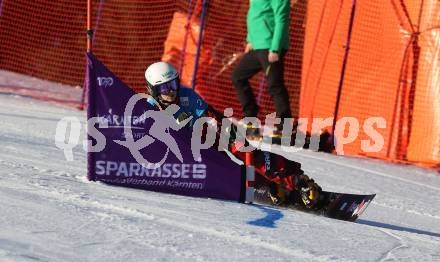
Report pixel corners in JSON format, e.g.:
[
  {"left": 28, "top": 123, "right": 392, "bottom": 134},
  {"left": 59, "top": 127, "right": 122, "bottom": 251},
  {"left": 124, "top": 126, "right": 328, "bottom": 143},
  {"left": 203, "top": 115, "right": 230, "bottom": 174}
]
[{"left": 54, "top": 94, "right": 387, "bottom": 165}]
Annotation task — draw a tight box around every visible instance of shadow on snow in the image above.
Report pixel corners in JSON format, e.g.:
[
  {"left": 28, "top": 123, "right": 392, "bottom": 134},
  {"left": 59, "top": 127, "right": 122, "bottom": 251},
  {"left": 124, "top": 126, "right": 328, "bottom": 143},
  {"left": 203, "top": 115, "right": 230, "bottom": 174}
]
[
  {"left": 357, "top": 219, "right": 440, "bottom": 238},
  {"left": 247, "top": 204, "right": 284, "bottom": 228}
]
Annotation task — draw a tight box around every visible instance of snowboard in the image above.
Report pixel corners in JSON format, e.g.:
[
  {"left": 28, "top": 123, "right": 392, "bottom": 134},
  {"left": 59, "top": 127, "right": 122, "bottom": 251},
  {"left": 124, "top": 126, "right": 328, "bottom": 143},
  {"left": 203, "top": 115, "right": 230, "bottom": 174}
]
[{"left": 254, "top": 186, "right": 376, "bottom": 222}]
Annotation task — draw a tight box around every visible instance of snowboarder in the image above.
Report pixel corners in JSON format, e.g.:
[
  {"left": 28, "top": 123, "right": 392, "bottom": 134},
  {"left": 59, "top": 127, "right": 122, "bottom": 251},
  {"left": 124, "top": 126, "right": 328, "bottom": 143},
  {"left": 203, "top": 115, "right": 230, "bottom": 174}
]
[{"left": 144, "top": 62, "right": 323, "bottom": 209}]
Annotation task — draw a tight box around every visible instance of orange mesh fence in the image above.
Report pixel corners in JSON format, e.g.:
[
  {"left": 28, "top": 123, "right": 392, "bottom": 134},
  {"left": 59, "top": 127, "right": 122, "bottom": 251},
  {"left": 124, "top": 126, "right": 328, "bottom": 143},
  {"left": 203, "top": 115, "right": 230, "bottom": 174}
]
[
  {"left": 0, "top": 0, "right": 439, "bottom": 166},
  {"left": 0, "top": 1, "right": 85, "bottom": 86},
  {"left": 0, "top": 0, "right": 188, "bottom": 99},
  {"left": 300, "top": 0, "right": 440, "bottom": 166},
  {"left": 90, "top": 0, "right": 189, "bottom": 93},
  {"left": 193, "top": 0, "right": 306, "bottom": 119},
  {"left": 0, "top": 0, "right": 305, "bottom": 118}
]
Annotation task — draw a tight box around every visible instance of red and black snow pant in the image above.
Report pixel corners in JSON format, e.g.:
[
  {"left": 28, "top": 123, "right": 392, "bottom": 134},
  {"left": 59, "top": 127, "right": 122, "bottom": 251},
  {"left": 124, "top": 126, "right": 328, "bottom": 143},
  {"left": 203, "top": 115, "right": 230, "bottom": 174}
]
[{"left": 230, "top": 143, "right": 304, "bottom": 191}]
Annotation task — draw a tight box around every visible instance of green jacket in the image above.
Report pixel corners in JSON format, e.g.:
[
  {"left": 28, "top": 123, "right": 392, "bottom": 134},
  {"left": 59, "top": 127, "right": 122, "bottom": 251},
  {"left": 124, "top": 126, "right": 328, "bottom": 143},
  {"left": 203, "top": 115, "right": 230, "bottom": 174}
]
[{"left": 246, "top": 0, "right": 290, "bottom": 52}]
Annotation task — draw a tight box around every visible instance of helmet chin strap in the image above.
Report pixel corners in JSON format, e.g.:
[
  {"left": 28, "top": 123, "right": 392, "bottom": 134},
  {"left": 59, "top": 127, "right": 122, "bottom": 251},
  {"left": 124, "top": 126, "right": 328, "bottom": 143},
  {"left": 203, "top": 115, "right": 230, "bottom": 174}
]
[
  {"left": 158, "top": 96, "right": 178, "bottom": 109},
  {"left": 157, "top": 89, "right": 179, "bottom": 109},
  {"left": 158, "top": 98, "right": 172, "bottom": 107}
]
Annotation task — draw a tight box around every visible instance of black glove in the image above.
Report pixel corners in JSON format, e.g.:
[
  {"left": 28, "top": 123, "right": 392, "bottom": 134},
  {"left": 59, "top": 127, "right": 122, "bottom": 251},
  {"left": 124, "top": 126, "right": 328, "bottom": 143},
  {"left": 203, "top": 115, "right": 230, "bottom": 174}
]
[
  {"left": 268, "top": 181, "right": 288, "bottom": 206},
  {"left": 176, "top": 112, "right": 191, "bottom": 127},
  {"left": 297, "top": 175, "right": 322, "bottom": 209}
]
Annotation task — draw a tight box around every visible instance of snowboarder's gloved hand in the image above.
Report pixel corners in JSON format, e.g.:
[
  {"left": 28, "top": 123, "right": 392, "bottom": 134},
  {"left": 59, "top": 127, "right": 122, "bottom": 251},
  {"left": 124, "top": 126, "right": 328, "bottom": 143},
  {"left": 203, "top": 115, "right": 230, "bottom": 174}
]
[
  {"left": 268, "top": 181, "right": 289, "bottom": 205},
  {"left": 267, "top": 170, "right": 295, "bottom": 205},
  {"left": 176, "top": 112, "right": 190, "bottom": 126},
  {"left": 296, "top": 175, "right": 322, "bottom": 209}
]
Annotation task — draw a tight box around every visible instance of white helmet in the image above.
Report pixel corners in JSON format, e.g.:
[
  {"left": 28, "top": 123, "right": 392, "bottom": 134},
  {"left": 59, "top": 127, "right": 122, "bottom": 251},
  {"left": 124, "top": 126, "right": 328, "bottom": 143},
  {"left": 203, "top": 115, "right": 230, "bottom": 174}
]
[{"left": 145, "top": 62, "right": 179, "bottom": 97}]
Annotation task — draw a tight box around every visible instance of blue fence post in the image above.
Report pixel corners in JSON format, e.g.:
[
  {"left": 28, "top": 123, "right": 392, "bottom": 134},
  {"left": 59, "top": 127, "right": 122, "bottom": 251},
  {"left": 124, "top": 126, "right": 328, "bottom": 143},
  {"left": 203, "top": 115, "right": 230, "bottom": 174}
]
[
  {"left": 191, "top": 0, "right": 209, "bottom": 90},
  {"left": 332, "top": 0, "right": 357, "bottom": 137},
  {"left": 179, "top": 0, "right": 194, "bottom": 77},
  {"left": 92, "top": 0, "right": 105, "bottom": 49}
]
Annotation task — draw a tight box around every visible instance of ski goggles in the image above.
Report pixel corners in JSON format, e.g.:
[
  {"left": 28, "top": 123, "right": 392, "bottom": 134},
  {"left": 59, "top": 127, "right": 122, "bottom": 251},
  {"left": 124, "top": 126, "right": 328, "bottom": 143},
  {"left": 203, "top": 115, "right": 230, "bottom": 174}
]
[{"left": 153, "top": 78, "right": 179, "bottom": 95}]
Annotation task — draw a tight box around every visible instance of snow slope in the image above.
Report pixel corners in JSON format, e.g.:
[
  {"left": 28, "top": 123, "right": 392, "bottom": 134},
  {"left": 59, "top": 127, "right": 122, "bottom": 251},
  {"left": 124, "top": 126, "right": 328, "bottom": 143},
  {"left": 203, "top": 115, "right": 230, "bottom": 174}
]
[
  {"left": 0, "top": 70, "right": 82, "bottom": 108},
  {"left": 1, "top": 81, "right": 440, "bottom": 261}
]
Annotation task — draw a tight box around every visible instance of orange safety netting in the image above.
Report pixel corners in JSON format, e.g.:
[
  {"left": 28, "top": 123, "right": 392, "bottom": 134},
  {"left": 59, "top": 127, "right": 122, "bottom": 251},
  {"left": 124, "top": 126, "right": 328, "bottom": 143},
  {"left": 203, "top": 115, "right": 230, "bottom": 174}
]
[
  {"left": 0, "top": 0, "right": 438, "bottom": 166},
  {"left": 0, "top": 1, "right": 85, "bottom": 86},
  {"left": 0, "top": 0, "right": 187, "bottom": 99},
  {"left": 162, "top": 0, "right": 306, "bottom": 120},
  {"left": 300, "top": 0, "right": 440, "bottom": 165}
]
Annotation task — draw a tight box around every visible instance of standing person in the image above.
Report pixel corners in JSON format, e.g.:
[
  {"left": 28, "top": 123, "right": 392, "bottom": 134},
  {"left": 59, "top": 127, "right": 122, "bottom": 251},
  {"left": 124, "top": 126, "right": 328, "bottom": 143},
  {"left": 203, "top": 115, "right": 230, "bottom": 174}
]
[{"left": 231, "top": 0, "right": 292, "bottom": 140}]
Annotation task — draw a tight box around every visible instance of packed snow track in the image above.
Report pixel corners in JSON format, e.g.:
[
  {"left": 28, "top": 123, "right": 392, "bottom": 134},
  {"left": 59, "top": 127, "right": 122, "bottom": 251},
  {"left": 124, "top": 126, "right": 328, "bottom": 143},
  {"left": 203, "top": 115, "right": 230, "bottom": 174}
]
[{"left": 1, "top": 94, "right": 439, "bottom": 262}]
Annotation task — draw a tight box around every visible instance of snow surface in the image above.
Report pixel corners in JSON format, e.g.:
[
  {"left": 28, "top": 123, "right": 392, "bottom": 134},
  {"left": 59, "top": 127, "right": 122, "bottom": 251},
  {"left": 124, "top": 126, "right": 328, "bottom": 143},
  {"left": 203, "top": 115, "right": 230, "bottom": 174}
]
[
  {"left": 1, "top": 73, "right": 440, "bottom": 261},
  {"left": 0, "top": 70, "right": 83, "bottom": 108}
]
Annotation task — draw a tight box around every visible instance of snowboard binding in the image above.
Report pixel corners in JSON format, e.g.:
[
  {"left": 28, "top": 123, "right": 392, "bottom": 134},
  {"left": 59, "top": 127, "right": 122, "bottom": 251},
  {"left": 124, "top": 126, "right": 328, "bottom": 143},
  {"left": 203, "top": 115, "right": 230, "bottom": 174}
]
[{"left": 265, "top": 173, "right": 325, "bottom": 210}]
